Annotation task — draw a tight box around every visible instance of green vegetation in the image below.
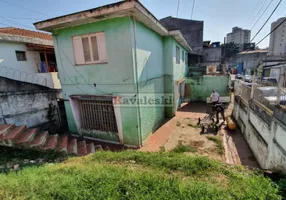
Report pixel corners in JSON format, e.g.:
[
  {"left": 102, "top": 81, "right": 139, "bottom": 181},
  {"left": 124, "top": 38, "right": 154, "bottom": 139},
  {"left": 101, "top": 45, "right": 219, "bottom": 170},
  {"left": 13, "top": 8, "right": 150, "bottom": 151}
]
[
  {"left": 0, "top": 150, "right": 282, "bottom": 199},
  {"left": 207, "top": 136, "right": 224, "bottom": 155},
  {"left": 170, "top": 141, "right": 196, "bottom": 153},
  {"left": 0, "top": 146, "right": 66, "bottom": 173}
]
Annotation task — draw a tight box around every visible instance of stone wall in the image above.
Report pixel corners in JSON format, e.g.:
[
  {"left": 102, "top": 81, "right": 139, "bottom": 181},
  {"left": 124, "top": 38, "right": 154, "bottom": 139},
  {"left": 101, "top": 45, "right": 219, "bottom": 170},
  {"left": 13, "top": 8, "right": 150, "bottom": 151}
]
[
  {"left": 0, "top": 77, "right": 60, "bottom": 130},
  {"left": 233, "top": 96, "right": 286, "bottom": 171}
]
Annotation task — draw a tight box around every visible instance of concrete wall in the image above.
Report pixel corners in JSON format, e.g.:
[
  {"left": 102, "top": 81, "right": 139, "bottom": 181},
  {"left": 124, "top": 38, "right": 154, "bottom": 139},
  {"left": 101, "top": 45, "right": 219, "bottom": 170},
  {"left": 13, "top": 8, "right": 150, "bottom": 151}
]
[
  {"left": 53, "top": 17, "right": 140, "bottom": 146},
  {"left": 0, "top": 41, "right": 40, "bottom": 74},
  {"left": 0, "top": 77, "right": 60, "bottom": 129},
  {"left": 185, "top": 75, "right": 229, "bottom": 102},
  {"left": 233, "top": 96, "right": 286, "bottom": 171},
  {"left": 202, "top": 48, "right": 222, "bottom": 62},
  {"left": 160, "top": 17, "right": 203, "bottom": 54},
  {"left": 135, "top": 21, "right": 165, "bottom": 141}
]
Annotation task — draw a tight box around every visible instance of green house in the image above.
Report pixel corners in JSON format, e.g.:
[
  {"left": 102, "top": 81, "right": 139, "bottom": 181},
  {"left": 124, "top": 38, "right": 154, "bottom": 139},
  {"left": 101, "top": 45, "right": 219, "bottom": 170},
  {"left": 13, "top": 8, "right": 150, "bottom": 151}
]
[{"left": 34, "top": 0, "right": 191, "bottom": 147}]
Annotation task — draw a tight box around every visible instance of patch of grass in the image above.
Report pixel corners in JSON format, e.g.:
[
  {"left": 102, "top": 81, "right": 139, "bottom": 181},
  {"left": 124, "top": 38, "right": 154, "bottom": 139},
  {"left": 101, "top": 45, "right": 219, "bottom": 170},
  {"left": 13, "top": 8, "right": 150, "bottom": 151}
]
[
  {"left": 0, "top": 146, "right": 67, "bottom": 173},
  {"left": 206, "top": 136, "right": 224, "bottom": 155},
  {"left": 0, "top": 151, "right": 282, "bottom": 199},
  {"left": 170, "top": 142, "right": 196, "bottom": 154},
  {"left": 188, "top": 123, "right": 200, "bottom": 128}
]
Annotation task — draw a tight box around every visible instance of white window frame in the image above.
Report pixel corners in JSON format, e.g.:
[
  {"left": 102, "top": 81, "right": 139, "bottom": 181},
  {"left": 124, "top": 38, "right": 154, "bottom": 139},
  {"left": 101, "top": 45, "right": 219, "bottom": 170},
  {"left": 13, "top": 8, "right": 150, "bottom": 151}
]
[{"left": 72, "top": 32, "right": 108, "bottom": 66}]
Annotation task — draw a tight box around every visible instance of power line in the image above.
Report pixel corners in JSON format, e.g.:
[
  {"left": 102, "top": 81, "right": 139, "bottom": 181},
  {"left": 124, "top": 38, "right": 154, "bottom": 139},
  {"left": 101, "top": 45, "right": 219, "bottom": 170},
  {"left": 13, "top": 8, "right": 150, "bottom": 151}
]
[
  {"left": 0, "top": 16, "right": 35, "bottom": 30},
  {"left": 256, "top": 16, "right": 286, "bottom": 46},
  {"left": 228, "top": 16, "right": 286, "bottom": 64},
  {"left": 0, "top": 0, "right": 50, "bottom": 17},
  {"left": 176, "top": 0, "right": 180, "bottom": 17},
  {"left": 251, "top": 0, "right": 283, "bottom": 42},
  {"left": 250, "top": 0, "right": 275, "bottom": 30},
  {"left": 0, "top": 22, "right": 12, "bottom": 27},
  {"left": 191, "top": 0, "right": 196, "bottom": 20},
  {"left": 248, "top": 0, "right": 263, "bottom": 21},
  {"left": 223, "top": 0, "right": 282, "bottom": 59},
  {"left": 5, "top": 16, "right": 43, "bottom": 20},
  {"left": 251, "top": 0, "right": 269, "bottom": 23}
]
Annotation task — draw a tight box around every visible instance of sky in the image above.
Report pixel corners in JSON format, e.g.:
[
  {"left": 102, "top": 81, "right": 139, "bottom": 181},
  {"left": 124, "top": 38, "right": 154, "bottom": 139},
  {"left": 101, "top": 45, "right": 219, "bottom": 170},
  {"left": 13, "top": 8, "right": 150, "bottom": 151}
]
[{"left": 0, "top": 0, "right": 285, "bottom": 48}]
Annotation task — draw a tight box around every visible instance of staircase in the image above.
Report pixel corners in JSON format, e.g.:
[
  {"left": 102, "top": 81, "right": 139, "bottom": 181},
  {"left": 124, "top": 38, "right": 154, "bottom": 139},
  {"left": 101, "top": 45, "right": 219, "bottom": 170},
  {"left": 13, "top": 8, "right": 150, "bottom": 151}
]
[{"left": 0, "top": 124, "right": 100, "bottom": 156}]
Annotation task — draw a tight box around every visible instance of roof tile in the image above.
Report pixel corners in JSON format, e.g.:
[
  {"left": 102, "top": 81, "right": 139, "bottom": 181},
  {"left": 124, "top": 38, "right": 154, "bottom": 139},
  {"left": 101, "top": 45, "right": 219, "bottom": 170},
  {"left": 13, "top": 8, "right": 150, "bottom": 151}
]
[{"left": 0, "top": 27, "right": 52, "bottom": 41}]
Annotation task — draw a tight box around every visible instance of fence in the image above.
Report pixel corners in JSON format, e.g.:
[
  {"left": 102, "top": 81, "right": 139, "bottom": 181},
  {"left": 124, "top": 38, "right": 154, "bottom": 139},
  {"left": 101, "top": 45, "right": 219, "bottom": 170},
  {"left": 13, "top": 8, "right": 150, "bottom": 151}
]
[
  {"left": 234, "top": 67, "right": 286, "bottom": 110},
  {"left": 0, "top": 66, "right": 47, "bottom": 87}
]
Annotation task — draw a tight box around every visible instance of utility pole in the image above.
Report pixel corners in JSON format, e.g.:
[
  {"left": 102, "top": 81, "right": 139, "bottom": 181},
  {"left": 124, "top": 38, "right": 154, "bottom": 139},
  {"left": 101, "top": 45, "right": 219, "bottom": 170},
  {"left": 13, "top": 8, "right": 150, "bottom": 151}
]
[
  {"left": 191, "top": 0, "right": 196, "bottom": 19},
  {"left": 176, "top": 0, "right": 180, "bottom": 17}
]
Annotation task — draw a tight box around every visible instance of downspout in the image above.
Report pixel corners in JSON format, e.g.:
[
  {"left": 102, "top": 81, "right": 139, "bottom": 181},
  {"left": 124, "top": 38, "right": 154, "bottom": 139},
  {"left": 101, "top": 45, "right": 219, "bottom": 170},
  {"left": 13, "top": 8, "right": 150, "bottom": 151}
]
[{"left": 131, "top": 16, "right": 143, "bottom": 146}]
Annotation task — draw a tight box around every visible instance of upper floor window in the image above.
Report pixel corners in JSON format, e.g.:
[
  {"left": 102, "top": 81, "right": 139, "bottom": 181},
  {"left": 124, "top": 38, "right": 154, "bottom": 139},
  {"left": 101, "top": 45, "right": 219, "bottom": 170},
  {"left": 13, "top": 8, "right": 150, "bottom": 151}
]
[
  {"left": 72, "top": 32, "right": 107, "bottom": 65},
  {"left": 15, "top": 51, "right": 26, "bottom": 61},
  {"left": 176, "top": 46, "right": 180, "bottom": 64}
]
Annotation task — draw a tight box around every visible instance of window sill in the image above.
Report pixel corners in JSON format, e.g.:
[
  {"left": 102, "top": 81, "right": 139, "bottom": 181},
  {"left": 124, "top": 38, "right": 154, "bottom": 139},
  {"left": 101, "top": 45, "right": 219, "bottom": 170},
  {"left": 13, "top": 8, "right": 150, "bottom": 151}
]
[{"left": 74, "top": 61, "right": 108, "bottom": 66}]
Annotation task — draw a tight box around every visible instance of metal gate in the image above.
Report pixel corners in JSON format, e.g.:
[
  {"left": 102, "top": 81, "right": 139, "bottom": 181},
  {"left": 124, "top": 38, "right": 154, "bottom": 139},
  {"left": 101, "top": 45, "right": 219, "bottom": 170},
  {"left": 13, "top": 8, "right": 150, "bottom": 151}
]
[{"left": 78, "top": 97, "right": 118, "bottom": 133}]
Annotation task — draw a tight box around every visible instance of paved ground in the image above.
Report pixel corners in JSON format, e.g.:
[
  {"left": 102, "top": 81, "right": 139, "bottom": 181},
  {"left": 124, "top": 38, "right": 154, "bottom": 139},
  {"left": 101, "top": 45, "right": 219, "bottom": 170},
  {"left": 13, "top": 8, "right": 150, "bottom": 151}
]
[{"left": 140, "top": 100, "right": 259, "bottom": 168}]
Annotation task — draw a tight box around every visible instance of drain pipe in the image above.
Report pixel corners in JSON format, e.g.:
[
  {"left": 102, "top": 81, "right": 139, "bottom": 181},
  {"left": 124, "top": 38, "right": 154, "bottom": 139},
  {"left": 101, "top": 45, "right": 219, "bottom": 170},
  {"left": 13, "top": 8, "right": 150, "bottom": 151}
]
[{"left": 131, "top": 16, "right": 142, "bottom": 146}]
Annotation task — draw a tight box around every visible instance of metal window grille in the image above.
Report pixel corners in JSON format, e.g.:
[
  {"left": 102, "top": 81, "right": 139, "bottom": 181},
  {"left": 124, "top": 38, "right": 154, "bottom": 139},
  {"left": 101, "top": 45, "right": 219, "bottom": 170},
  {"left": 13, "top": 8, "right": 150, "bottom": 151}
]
[{"left": 78, "top": 97, "right": 118, "bottom": 133}]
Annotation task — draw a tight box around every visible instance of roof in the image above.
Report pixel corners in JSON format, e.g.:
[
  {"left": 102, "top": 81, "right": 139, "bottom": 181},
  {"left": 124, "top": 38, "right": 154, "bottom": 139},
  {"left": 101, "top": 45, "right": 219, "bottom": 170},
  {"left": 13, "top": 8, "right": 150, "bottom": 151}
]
[
  {"left": 34, "top": 0, "right": 191, "bottom": 52},
  {"left": 238, "top": 50, "right": 268, "bottom": 55},
  {"left": 0, "top": 27, "right": 53, "bottom": 46},
  {"left": 0, "top": 27, "right": 52, "bottom": 40}
]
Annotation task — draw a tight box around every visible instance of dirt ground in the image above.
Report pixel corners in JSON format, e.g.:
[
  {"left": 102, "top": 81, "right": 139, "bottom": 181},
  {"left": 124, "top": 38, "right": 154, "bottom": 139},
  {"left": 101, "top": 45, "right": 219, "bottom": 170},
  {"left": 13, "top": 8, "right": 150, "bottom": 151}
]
[
  {"left": 163, "top": 117, "right": 224, "bottom": 162},
  {"left": 141, "top": 99, "right": 259, "bottom": 168}
]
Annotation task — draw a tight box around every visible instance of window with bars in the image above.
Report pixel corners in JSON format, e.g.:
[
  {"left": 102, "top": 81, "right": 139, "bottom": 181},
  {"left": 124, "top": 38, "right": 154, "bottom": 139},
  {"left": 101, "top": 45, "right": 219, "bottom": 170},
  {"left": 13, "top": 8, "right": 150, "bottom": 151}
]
[
  {"left": 78, "top": 97, "right": 118, "bottom": 133},
  {"left": 72, "top": 32, "right": 107, "bottom": 65}
]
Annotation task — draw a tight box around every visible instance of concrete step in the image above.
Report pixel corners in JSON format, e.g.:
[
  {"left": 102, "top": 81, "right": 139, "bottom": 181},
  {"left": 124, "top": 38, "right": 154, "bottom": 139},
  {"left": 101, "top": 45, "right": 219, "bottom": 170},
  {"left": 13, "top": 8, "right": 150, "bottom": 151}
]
[
  {"left": 77, "top": 141, "right": 87, "bottom": 156},
  {"left": 86, "top": 143, "right": 95, "bottom": 154},
  {"left": 57, "top": 135, "right": 68, "bottom": 153},
  {"left": 41, "top": 134, "right": 58, "bottom": 150},
  {"left": 30, "top": 131, "right": 49, "bottom": 148},
  {"left": 16, "top": 128, "right": 38, "bottom": 145},
  {"left": 1, "top": 126, "right": 27, "bottom": 146},
  {"left": 67, "top": 138, "right": 78, "bottom": 155},
  {"left": 0, "top": 124, "right": 14, "bottom": 139}
]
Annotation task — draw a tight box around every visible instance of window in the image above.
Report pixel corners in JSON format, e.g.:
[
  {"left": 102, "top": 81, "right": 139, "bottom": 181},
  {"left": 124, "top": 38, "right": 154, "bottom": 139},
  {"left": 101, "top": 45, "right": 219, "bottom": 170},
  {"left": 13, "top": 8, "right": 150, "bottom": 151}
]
[
  {"left": 185, "top": 52, "right": 188, "bottom": 64},
  {"left": 72, "top": 32, "right": 107, "bottom": 65},
  {"left": 176, "top": 46, "right": 180, "bottom": 64},
  {"left": 77, "top": 97, "right": 118, "bottom": 132},
  {"left": 15, "top": 51, "right": 26, "bottom": 61},
  {"left": 182, "top": 50, "right": 185, "bottom": 61}
]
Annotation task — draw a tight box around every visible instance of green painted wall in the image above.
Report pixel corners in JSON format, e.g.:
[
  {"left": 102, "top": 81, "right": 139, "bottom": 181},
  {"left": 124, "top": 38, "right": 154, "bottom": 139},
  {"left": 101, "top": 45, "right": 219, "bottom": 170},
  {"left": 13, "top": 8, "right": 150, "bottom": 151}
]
[
  {"left": 186, "top": 76, "right": 229, "bottom": 102},
  {"left": 163, "top": 37, "right": 175, "bottom": 117},
  {"left": 53, "top": 17, "right": 140, "bottom": 146},
  {"left": 173, "top": 40, "right": 187, "bottom": 81},
  {"left": 53, "top": 16, "right": 188, "bottom": 146},
  {"left": 134, "top": 21, "right": 165, "bottom": 141}
]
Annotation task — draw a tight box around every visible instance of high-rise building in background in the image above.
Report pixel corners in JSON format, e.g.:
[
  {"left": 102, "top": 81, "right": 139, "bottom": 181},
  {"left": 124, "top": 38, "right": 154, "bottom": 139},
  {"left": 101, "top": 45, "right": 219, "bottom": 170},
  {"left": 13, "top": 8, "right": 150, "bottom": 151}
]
[
  {"left": 268, "top": 17, "right": 286, "bottom": 56},
  {"left": 226, "top": 27, "right": 251, "bottom": 44}
]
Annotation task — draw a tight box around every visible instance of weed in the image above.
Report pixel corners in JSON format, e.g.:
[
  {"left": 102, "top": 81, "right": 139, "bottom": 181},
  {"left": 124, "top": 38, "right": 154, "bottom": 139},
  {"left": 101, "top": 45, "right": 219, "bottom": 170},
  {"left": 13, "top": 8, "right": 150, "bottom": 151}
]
[
  {"left": 171, "top": 142, "right": 196, "bottom": 153},
  {"left": 188, "top": 123, "right": 199, "bottom": 128},
  {"left": 206, "top": 136, "right": 224, "bottom": 155},
  {"left": 0, "top": 151, "right": 281, "bottom": 199}
]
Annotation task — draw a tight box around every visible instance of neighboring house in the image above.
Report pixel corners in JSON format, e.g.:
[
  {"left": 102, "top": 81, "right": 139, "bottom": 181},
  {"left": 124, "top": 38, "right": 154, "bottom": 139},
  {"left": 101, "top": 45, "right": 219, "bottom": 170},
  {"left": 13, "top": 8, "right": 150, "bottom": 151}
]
[
  {"left": 160, "top": 16, "right": 204, "bottom": 65},
  {"left": 0, "top": 27, "right": 61, "bottom": 89},
  {"left": 34, "top": 0, "right": 191, "bottom": 147}
]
